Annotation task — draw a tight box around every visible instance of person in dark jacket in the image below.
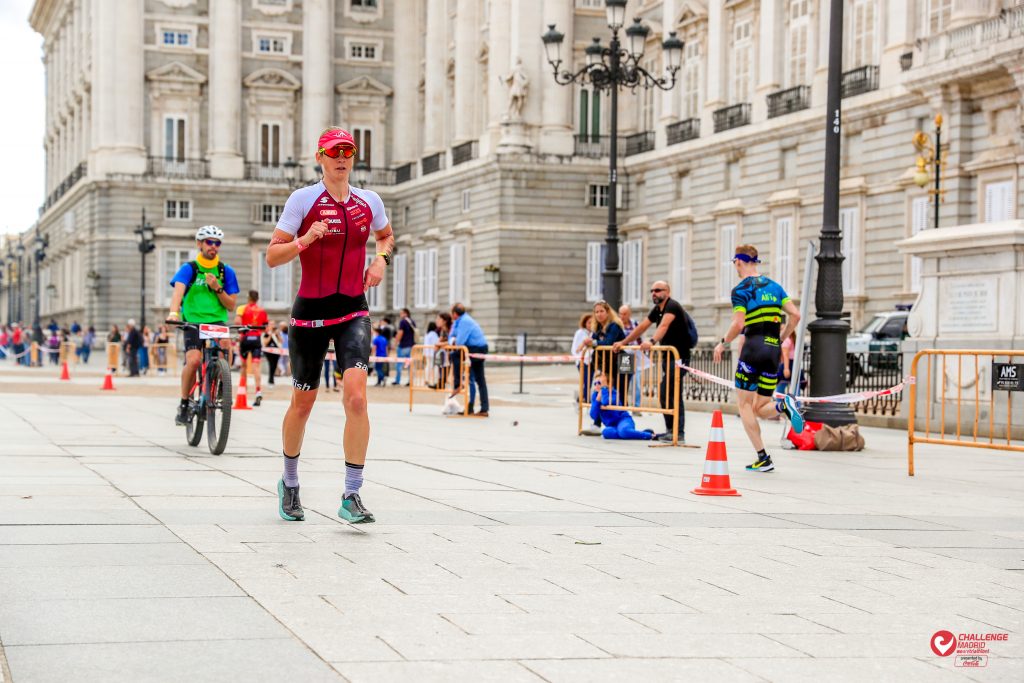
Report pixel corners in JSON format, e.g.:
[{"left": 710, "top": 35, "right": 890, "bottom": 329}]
[{"left": 123, "top": 320, "right": 143, "bottom": 377}]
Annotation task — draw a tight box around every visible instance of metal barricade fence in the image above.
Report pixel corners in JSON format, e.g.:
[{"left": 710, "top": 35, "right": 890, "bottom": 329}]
[
  {"left": 408, "top": 344, "right": 470, "bottom": 415},
  {"left": 105, "top": 342, "right": 120, "bottom": 372},
  {"left": 59, "top": 341, "right": 77, "bottom": 365},
  {"left": 908, "top": 349, "right": 1024, "bottom": 476},
  {"left": 149, "top": 343, "right": 177, "bottom": 372},
  {"left": 578, "top": 345, "right": 681, "bottom": 445}
]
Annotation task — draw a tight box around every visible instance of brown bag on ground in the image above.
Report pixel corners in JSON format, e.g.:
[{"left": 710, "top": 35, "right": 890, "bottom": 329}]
[{"left": 813, "top": 423, "right": 865, "bottom": 451}]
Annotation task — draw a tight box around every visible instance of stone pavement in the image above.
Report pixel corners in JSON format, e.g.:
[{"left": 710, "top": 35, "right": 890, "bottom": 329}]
[{"left": 0, "top": 372, "right": 1022, "bottom": 682}]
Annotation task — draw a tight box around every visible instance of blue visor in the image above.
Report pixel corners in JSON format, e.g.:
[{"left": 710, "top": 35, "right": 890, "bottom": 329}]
[{"left": 733, "top": 253, "right": 760, "bottom": 263}]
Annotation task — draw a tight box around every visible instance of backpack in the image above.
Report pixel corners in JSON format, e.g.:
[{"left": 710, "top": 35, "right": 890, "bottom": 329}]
[
  {"left": 182, "top": 260, "right": 226, "bottom": 299},
  {"left": 684, "top": 311, "right": 699, "bottom": 350}
]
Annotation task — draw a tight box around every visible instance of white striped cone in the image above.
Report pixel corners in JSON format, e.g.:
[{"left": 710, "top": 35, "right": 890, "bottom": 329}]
[{"left": 692, "top": 410, "right": 740, "bottom": 497}]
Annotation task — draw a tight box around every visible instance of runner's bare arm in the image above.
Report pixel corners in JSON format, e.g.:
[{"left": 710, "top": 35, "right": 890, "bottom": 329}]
[
  {"left": 363, "top": 224, "right": 394, "bottom": 291},
  {"left": 779, "top": 300, "right": 801, "bottom": 345},
  {"left": 265, "top": 224, "right": 328, "bottom": 268},
  {"left": 167, "top": 282, "right": 186, "bottom": 320},
  {"left": 713, "top": 310, "right": 746, "bottom": 363}
]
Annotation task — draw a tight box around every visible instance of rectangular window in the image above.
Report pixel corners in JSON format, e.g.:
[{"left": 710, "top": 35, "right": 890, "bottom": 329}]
[
  {"left": 160, "top": 247, "right": 193, "bottom": 305},
  {"left": 718, "top": 223, "right": 737, "bottom": 301},
  {"left": 165, "top": 199, "right": 192, "bottom": 220},
  {"left": 671, "top": 231, "right": 688, "bottom": 303},
  {"left": 352, "top": 0, "right": 378, "bottom": 7},
  {"left": 682, "top": 42, "right": 701, "bottom": 119},
  {"left": 364, "top": 254, "right": 385, "bottom": 311},
  {"left": 461, "top": 189, "right": 471, "bottom": 213},
  {"left": 160, "top": 27, "right": 193, "bottom": 48},
  {"left": 260, "top": 203, "right": 285, "bottom": 224},
  {"left": 260, "top": 123, "right": 281, "bottom": 166},
  {"left": 392, "top": 252, "right": 408, "bottom": 309},
  {"left": 586, "top": 241, "right": 602, "bottom": 302},
  {"left": 731, "top": 19, "right": 752, "bottom": 103},
  {"left": 848, "top": 0, "right": 877, "bottom": 68},
  {"left": 588, "top": 183, "right": 609, "bottom": 208},
  {"left": 622, "top": 239, "right": 644, "bottom": 308},
  {"left": 920, "top": 0, "right": 952, "bottom": 35},
  {"left": 840, "top": 207, "right": 861, "bottom": 293},
  {"left": 448, "top": 243, "right": 466, "bottom": 305},
  {"left": 163, "top": 31, "right": 176, "bottom": 45},
  {"left": 911, "top": 196, "right": 929, "bottom": 293},
  {"left": 640, "top": 59, "right": 656, "bottom": 131},
  {"left": 414, "top": 248, "right": 438, "bottom": 308},
  {"left": 164, "top": 116, "right": 186, "bottom": 162},
  {"left": 352, "top": 128, "right": 373, "bottom": 167},
  {"left": 350, "top": 42, "right": 379, "bottom": 61},
  {"left": 984, "top": 180, "right": 1015, "bottom": 223},
  {"left": 774, "top": 216, "right": 795, "bottom": 294},
  {"left": 258, "top": 251, "right": 293, "bottom": 306},
  {"left": 787, "top": 0, "right": 809, "bottom": 87},
  {"left": 256, "top": 35, "right": 287, "bottom": 54}
]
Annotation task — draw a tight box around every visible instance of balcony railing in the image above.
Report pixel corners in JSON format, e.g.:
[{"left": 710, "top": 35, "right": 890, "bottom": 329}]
[
  {"left": 666, "top": 118, "right": 700, "bottom": 145},
  {"left": 421, "top": 151, "right": 445, "bottom": 176},
  {"left": 767, "top": 85, "right": 810, "bottom": 119},
  {"left": 147, "top": 157, "right": 210, "bottom": 179},
  {"left": 39, "top": 162, "right": 87, "bottom": 215},
  {"left": 916, "top": 6, "right": 1024, "bottom": 66},
  {"left": 451, "top": 140, "right": 478, "bottom": 166},
  {"left": 350, "top": 166, "right": 397, "bottom": 187},
  {"left": 573, "top": 135, "right": 624, "bottom": 159},
  {"left": 840, "top": 65, "right": 879, "bottom": 99},
  {"left": 624, "top": 131, "right": 655, "bottom": 157},
  {"left": 713, "top": 103, "right": 751, "bottom": 133},
  {"left": 244, "top": 162, "right": 295, "bottom": 183},
  {"left": 395, "top": 162, "right": 414, "bottom": 184}
]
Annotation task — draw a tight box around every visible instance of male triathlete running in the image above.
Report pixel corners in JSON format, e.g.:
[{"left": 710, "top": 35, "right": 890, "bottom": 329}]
[
  {"left": 265, "top": 127, "right": 393, "bottom": 523},
  {"left": 235, "top": 290, "right": 269, "bottom": 406},
  {"left": 713, "top": 244, "right": 804, "bottom": 473},
  {"left": 167, "top": 225, "right": 240, "bottom": 425}
]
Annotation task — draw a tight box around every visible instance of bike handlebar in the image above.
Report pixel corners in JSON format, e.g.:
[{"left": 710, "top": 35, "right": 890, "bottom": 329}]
[{"left": 166, "top": 320, "right": 257, "bottom": 333}]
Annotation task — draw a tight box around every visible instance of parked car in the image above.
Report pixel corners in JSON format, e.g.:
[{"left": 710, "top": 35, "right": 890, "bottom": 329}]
[{"left": 847, "top": 309, "right": 909, "bottom": 377}]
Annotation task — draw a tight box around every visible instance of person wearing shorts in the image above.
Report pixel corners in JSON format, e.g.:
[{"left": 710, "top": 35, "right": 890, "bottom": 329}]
[
  {"left": 236, "top": 290, "right": 269, "bottom": 406},
  {"left": 714, "top": 244, "right": 804, "bottom": 473},
  {"left": 265, "top": 127, "right": 394, "bottom": 523}
]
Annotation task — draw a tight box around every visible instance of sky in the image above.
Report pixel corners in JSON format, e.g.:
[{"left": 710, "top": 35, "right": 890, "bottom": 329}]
[{"left": 0, "top": 0, "right": 44, "bottom": 235}]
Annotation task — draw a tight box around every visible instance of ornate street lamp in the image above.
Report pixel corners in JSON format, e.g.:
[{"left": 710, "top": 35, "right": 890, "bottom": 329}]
[
  {"left": 32, "top": 233, "right": 48, "bottom": 338},
  {"left": 15, "top": 242, "right": 25, "bottom": 324},
  {"left": 542, "top": 6, "right": 683, "bottom": 308},
  {"left": 134, "top": 209, "right": 155, "bottom": 329},
  {"left": 912, "top": 114, "right": 945, "bottom": 230}
]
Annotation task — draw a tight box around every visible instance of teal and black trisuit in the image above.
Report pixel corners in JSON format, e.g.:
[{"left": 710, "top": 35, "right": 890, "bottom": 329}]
[{"left": 731, "top": 275, "right": 790, "bottom": 397}]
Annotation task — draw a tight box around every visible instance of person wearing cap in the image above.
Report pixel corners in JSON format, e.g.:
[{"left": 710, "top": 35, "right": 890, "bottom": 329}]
[
  {"left": 166, "top": 225, "right": 240, "bottom": 425},
  {"left": 713, "top": 244, "right": 804, "bottom": 473},
  {"left": 264, "top": 126, "right": 394, "bottom": 524}
]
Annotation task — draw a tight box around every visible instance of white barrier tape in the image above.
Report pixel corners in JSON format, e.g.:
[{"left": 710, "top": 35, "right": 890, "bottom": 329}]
[
  {"left": 679, "top": 363, "right": 909, "bottom": 406},
  {"left": 467, "top": 353, "right": 577, "bottom": 363},
  {"left": 0, "top": 345, "right": 36, "bottom": 360}
]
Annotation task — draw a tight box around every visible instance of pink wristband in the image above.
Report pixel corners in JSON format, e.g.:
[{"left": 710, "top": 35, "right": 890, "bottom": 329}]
[{"left": 295, "top": 240, "right": 308, "bottom": 253}]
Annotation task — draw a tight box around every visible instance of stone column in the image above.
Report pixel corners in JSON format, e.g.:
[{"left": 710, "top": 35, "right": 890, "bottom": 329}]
[
  {"left": 539, "top": 0, "right": 573, "bottom": 155},
  {"left": 391, "top": 0, "right": 420, "bottom": 163},
  {"left": 753, "top": 0, "right": 781, "bottom": 122},
  {"left": 453, "top": 0, "right": 478, "bottom": 144},
  {"left": 482, "top": 0, "right": 511, "bottom": 155},
  {"left": 880, "top": 0, "right": 914, "bottom": 88},
  {"left": 701, "top": 0, "right": 726, "bottom": 137},
  {"left": 422, "top": 0, "right": 447, "bottom": 154},
  {"left": 658, "top": 0, "right": 680, "bottom": 138},
  {"left": 208, "top": 0, "right": 244, "bottom": 178},
  {"left": 302, "top": 0, "right": 334, "bottom": 177},
  {"left": 90, "top": 0, "right": 146, "bottom": 175},
  {"left": 811, "top": 0, "right": 830, "bottom": 108}
]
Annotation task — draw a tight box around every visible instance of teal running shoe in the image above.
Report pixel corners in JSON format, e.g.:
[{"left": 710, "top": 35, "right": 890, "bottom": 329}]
[
  {"left": 338, "top": 492, "right": 375, "bottom": 524},
  {"left": 781, "top": 394, "right": 805, "bottom": 434},
  {"left": 277, "top": 479, "right": 304, "bottom": 521}
]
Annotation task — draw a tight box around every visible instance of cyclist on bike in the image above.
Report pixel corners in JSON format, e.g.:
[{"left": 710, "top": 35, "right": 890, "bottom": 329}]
[
  {"left": 167, "top": 225, "right": 240, "bottom": 426},
  {"left": 235, "top": 290, "right": 269, "bottom": 406},
  {"left": 265, "top": 127, "right": 394, "bottom": 523}
]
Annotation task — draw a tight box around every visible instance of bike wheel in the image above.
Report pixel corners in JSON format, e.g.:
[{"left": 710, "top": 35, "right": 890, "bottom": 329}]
[
  {"left": 185, "top": 388, "right": 205, "bottom": 447},
  {"left": 206, "top": 358, "right": 233, "bottom": 455}
]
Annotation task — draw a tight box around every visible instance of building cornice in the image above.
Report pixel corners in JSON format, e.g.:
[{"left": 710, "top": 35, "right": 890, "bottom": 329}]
[{"left": 29, "top": 0, "right": 58, "bottom": 36}]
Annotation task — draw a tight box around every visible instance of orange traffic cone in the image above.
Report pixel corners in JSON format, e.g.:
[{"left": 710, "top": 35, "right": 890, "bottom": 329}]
[
  {"left": 233, "top": 361, "right": 251, "bottom": 410},
  {"left": 101, "top": 368, "right": 116, "bottom": 391},
  {"left": 59, "top": 361, "right": 71, "bottom": 381},
  {"left": 691, "top": 410, "right": 740, "bottom": 497}
]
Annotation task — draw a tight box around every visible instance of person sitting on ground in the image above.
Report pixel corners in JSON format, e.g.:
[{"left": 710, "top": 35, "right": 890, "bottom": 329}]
[{"left": 589, "top": 372, "right": 654, "bottom": 441}]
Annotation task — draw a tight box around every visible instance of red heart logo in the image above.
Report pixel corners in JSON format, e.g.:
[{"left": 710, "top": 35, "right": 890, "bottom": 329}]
[{"left": 931, "top": 630, "right": 957, "bottom": 657}]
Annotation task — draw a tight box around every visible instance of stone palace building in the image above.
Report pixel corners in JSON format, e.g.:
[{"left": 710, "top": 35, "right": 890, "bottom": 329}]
[{"left": 2, "top": 0, "right": 1022, "bottom": 350}]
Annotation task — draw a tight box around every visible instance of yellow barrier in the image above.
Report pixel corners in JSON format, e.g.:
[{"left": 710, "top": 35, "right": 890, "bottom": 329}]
[
  {"left": 149, "top": 343, "right": 177, "bottom": 371},
  {"left": 578, "top": 345, "right": 682, "bottom": 445},
  {"left": 59, "top": 341, "right": 78, "bottom": 364},
  {"left": 105, "top": 342, "right": 120, "bottom": 372},
  {"left": 30, "top": 342, "right": 42, "bottom": 366},
  {"left": 908, "top": 349, "right": 1024, "bottom": 476},
  {"left": 408, "top": 344, "right": 470, "bottom": 416}
]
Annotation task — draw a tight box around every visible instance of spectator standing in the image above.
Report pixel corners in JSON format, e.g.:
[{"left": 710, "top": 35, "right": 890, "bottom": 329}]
[
  {"left": 81, "top": 326, "right": 95, "bottom": 364},
  {"left": 278, "top": 322, "right": 290, "bottom": 377},
  {"left": 372, "top": 328, "right": 388, "bottom": 386},
  {"left": 393, "top": 308, "right": 416, "bottom": 386},
  {"left": 619, "top": 305, "right": 637, "bottom": 338},
  {"left": 47, "top": 328, "right": 61, "bottom": 365},
  {"left": 154, "top": 325, "right": 170, "bottom": 374},
  {"left": 613, "top": 281, "right": 696, "bottom": 443},
  {"left": 571, "top": 314, "right": 592, "bottom": 362},
  {"left": 448, "top": 303, "right": 489, "bottom": 417},
  {"left": 123, "top": 320, "right": 143, "bottom": 377},
  {"left": 47, "top": 319, "right": 59, "bottom": 336},
  {"left": 263, "top": 321, "right": 281, "bottom": 385},
  {"left": 323, "top": 341, "right": 337, "bottom": 392},
  {"left": 423, "top": 321, "right": 440, "bottom": 387},
  {"left": 139, "top": 325, "right": 152, "bottom": 375},
  {"left": 582, "top": 300, "right": 626, "bottom": 392},
  {"left": 0, "top": 325, "right": 9, "bottom": 360}
]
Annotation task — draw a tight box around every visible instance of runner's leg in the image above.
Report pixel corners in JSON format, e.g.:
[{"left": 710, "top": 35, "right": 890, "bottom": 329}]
[{"left": 335, "top": 316, "right": 375, "bottom": 523}]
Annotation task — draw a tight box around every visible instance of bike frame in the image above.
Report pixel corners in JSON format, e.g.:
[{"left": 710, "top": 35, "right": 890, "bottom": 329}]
[{"left": 188, "top": 338, "right": 230, "bottom": 410}]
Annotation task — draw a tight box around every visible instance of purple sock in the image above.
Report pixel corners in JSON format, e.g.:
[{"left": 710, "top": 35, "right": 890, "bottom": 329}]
[
  {"left": 283, "top": 453, "right": 299, "bottom": 487},
  {"left": 344, "top": 462, "right": 363, "bottom": 495}
]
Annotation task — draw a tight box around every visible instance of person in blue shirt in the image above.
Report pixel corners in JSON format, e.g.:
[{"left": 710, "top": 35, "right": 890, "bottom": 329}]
[
  {"left": 371, "top": 329, "right": 388, "bottom": 386},
  {"left": 589, "top": 372, "right": 653, "bottom": 440},
  {"left": 447, "top": 303, "right": 489, "bottom": 416}
]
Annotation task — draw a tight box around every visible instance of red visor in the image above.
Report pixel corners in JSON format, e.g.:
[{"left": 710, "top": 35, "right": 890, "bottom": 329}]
[{"left": 318, "top": 128, "right": 356, "bottom": 151}]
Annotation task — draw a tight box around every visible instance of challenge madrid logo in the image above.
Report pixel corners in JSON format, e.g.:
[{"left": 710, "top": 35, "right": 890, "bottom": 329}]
[{"left": 930, "top": 631, "right": 956, "bottom": 657}]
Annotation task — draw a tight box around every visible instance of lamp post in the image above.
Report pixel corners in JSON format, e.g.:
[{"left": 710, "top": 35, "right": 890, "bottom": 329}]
[
  {"left": 912, "top": 114, "right": 945, "bottom": 229},
  {"left": 15, "top": 242, "right": 25, "bottom": 324},
  {"left": 32, "top": 232, "right": 48, "bottom": 340},
  {"left": 542, "top": 1, "right": 683, "bottom": 308},
  {"left": 806, "top": 0, "right": 856, "bottom": 426},
  {"left": 134, "top": 209, "right": 155, "bottom": 329}
]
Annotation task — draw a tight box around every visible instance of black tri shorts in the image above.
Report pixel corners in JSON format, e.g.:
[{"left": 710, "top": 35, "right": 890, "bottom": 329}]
[
  {"left": 239, "top": 337, "right": 262, "bottom": 359},
  {"left": 734, "top": 334, "right": 782, "bottom": 397},
  {"left": 182, "top": 321, "right": 228, "bottom": 353},
  {"left": 289, "top": 315, "right": 371, "bottom": 391}
]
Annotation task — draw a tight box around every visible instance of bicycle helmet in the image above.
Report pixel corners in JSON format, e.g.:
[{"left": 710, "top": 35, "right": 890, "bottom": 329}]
[{"left": 195, "top": 225, "right": 225, "bottom": 241}]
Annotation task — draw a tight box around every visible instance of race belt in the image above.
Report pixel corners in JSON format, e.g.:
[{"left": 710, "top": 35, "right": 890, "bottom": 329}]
[{"left": 289, "top": 310, "right": 369, "bottom": 329}]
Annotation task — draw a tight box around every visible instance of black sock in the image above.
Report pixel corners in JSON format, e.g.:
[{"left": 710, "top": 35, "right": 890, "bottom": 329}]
[
  {"left": 179, "top": 398, "right": 188, "bottom": 406},
  {"left": 757, "top": 449, "right": 768, "bottom": 459}
]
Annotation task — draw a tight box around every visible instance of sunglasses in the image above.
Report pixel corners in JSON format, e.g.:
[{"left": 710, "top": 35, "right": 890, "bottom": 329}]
[
  {"left": 203, "top": 239, "right": 221, "bottom": 247},
  {"left": 318, "top": 145, "right": 357, "bottom": 159},
  {"left": 650, "top": 288, "right": 665, "bottom": 293}
]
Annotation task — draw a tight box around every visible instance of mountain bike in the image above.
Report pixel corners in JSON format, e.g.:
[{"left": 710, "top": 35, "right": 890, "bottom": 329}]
[{"left": 169, "top": 321, "right": 251, "bottom": 455}]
